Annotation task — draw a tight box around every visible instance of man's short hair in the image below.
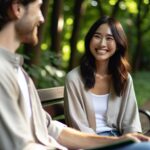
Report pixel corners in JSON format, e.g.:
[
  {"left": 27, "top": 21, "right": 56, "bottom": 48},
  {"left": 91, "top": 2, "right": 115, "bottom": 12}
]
[{"left": 0, "top": 0, "right": 36, "bottom": 30}]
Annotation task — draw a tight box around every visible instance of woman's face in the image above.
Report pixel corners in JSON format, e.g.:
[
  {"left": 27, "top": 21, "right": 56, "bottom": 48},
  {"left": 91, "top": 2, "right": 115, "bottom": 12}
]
[{"left": 89, "top": 23, "right": 116, "bottom": 63}]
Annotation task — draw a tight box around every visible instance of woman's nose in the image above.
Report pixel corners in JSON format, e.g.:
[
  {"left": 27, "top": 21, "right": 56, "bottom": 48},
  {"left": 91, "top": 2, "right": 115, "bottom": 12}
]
[{"left": 100, "top": 37, "right": 107, "bottom": 46}]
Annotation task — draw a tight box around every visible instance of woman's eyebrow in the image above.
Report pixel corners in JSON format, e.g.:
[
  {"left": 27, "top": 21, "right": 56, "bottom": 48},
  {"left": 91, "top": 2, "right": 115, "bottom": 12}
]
[
  {"left": 94, "top": 32, "right": 113, "bottom": 37},
  {"left": 94, "top": 32, "right": 101, "bottom": 35}
]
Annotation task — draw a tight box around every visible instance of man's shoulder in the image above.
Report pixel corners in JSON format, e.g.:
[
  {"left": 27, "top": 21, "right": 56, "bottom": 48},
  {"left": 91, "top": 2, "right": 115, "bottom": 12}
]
[
  {"left": 0, "top": 55, "right": 11, "bottom": 68},
  {"left": 0, "top": 56, "right": 15, "bottom": 79}
]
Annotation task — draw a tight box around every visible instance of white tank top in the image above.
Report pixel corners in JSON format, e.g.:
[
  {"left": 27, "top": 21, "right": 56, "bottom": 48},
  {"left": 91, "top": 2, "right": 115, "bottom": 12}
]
[{"left": 90, "top": 92, "right": 112, "bottom": 133}]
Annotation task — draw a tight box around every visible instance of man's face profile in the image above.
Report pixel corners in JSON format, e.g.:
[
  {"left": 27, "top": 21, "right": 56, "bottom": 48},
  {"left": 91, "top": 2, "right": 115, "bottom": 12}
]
[{"left": 15, "top": 0, "right": 44, "bottom": 45}]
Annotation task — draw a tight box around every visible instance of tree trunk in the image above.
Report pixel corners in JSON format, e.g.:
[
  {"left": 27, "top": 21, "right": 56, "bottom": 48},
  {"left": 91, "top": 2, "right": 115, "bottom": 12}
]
[
  {"left": 50, "top": 0, "right": 63, "bottom": 53},
  {"left": 68, "top": 0, "right": 84, "bottom": 70},
  {"left": 132, "top": 0, "right": 142, "bottom": 72},
  {"left": 111, "top": 0, "right": 122, "bottom": 17},
  {"left": 96, "top": 0, "right": 105, "bottom": 15}
]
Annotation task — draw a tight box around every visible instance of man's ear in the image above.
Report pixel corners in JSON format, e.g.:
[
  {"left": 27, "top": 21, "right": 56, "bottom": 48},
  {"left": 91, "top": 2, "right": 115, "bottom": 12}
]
[{"left": 8, "top": 2, "right": 24, "bottom": 19}]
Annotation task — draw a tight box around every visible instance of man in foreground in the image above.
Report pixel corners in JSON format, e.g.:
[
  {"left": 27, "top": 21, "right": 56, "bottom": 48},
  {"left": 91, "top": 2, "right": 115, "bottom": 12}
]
[{"left": 0, "top": 0, "right": 150, "bottom": 150}]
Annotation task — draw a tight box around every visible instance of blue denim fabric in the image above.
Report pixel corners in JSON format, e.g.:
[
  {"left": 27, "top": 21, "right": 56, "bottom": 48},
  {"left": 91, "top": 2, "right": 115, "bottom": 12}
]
[
  {"left": 98, "top": 130, "right": 121, "bottom": 136},
  {"left": 115, "top": 142, "right": 150, "bottom": 150}
]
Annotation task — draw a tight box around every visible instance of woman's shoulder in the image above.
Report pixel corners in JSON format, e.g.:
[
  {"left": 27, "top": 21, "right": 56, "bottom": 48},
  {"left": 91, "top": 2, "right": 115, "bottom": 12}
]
[
  {"left": 65, "top": 66, "right": 83, "bottom": 84},
  {"left": 66, "top": 66, "right": 80, "bottom": 78},
  {"left": 125, "top": 73, "right": 134, "bottom": 87},
  {"left": 127, "top": 72, "right": 133, "bottom": 82}
]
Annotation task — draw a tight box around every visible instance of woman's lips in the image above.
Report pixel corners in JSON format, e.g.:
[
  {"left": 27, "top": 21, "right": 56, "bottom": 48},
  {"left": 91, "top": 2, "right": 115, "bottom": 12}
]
[{"left": 95, "top": 48, "right": 108, "bottom": 55}]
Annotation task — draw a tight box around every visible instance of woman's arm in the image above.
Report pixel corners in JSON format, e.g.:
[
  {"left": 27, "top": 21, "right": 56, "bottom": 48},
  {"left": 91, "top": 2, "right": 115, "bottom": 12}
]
[
  {"left": 122, "top": 74, "right": 142, "bottom": 134},
  {"left": 64, "top": 70, "right": 95, "bottom": 133}
]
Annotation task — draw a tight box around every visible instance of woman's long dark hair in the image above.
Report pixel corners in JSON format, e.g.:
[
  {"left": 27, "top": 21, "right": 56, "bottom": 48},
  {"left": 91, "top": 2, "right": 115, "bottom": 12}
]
[{"left": 80, "top": 16, "right": 130, "bottom": 96}]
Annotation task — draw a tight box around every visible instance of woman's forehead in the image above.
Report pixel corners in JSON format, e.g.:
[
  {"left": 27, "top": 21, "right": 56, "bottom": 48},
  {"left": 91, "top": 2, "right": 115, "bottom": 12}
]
[{"left": 95, "top": 23, "right": 112, "bottom": 35}]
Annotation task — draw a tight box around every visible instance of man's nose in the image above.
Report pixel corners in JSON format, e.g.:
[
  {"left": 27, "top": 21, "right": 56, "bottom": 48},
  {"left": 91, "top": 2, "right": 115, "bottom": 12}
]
[{"left": 40, "top": 13, "right": 45, "bottom": 24}]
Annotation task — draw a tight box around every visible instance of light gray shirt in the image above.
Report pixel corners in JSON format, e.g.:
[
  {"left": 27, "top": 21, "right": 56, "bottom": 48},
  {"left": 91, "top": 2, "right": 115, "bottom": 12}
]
[{"left": 0, "top": 48, "right": 66, "bottom": 150}]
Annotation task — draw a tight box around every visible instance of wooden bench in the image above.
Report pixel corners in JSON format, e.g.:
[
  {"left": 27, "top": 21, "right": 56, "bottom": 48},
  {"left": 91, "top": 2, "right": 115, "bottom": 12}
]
[
  {"left": 38, "top": 86, "right": 65, "bottom": 123},
  {"left": 38, "top": 86, "right": 150, "bottom": 135}
]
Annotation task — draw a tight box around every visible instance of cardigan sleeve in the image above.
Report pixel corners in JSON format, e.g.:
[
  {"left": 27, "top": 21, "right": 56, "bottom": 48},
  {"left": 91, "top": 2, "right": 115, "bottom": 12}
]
[
  {"left": 121, "top": 74, "right": 142, "bottom": 134},
  {"left": 64, "top": 69, "right": 96, "bottom": 134}
]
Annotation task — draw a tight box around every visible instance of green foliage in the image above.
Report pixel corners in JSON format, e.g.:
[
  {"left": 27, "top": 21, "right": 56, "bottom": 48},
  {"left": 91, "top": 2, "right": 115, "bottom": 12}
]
[
  {"left": 22, "top": 0, "right": 150, "bottom": 95},
  {"left": 36, "top": 0, "right": 150, "bottom": 72},
  {"left": 133, "top": 71, "right": 150, "bottom": 106},
  {"left": 24, "top": 50, "right": 66, "bottom": 88}
]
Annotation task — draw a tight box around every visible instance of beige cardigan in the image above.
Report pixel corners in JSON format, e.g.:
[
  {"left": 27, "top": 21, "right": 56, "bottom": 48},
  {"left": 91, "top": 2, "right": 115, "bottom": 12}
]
[{"left": 64, "top": 67, "right": 142, "bottom": 135}]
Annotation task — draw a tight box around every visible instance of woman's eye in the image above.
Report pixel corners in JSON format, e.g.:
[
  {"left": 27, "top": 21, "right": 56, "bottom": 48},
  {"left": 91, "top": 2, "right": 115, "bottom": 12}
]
[
  {"left": 93, "top": 34, "right": 101, "bottom": 38},
  {"left": 107, "top": 37, "right": 114, "bottom": 41}
]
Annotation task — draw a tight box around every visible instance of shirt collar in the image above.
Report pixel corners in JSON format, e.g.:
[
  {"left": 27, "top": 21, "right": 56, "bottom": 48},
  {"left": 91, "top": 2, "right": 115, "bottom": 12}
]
[{"left": 0, "top": 48, "right": 24, "bottom": 69}]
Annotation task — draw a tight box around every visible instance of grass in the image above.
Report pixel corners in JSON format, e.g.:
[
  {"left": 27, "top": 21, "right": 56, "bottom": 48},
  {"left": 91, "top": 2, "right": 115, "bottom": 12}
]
[{"left": 132, "top": 71, "right": 150, "bottom": 106}]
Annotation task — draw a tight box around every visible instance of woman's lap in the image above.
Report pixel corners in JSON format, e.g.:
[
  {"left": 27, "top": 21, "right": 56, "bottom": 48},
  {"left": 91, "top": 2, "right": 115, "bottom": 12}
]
[
  {"left": 115, "top": 142, "right": 150, "bottom": 150},
  {"left": 98, "top": 130, "right": 121, "bottom": 136},
  {"left": 98, "top": 131, "right": 150, "bottom": 150}
]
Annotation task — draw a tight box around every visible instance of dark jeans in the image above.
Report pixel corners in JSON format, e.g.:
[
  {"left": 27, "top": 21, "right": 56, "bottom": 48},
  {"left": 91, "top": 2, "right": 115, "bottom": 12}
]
[
  {"left": 98, "top": 130, "right": 121, "bottom": 136},
  {"left": 115, "top": 142, "right": 150, "bottom": 150},
  {"left": 96, "top": 131, "right": 150, "bottom": 150}
]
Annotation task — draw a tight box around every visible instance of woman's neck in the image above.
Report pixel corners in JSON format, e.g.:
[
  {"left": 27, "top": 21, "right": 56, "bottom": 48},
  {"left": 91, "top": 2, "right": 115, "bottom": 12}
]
[{"left": 95, "top": 60, "right": 109, "bottom": 76}]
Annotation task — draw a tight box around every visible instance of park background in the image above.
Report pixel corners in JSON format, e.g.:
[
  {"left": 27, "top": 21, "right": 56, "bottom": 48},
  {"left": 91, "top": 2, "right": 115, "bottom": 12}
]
[{"left": 19, "top": 0, "right": 150, "bottom": 108}]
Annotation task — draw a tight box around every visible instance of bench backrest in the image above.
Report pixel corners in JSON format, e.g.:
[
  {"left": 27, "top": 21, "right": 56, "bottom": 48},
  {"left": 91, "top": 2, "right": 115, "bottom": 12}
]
[
  {"left": 38, "top": 86, "right": 65, "bottom": 123},
  {"left": 38, "top": 86, "right": 150, "bottom": 135}
]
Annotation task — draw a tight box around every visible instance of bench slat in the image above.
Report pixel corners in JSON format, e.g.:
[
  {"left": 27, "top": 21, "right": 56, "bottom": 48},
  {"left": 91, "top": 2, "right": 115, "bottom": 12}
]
[{"left": 38, "top": 86, "right": 64, "bottom": 102}]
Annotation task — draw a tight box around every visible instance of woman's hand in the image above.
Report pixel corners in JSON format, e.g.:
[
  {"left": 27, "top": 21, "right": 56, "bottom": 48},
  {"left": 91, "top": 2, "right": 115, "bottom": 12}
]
[{"left": 121, "top": 133, "right": 150, "bottom": 142}]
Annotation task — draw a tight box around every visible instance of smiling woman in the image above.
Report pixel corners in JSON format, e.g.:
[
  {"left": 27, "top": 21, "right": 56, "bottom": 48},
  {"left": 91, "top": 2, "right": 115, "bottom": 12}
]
[
  {"left": 89, "top": 23, "right": 116, "bottom": 64},
  {"left": 64, "top": 16, "right": 142, "bottom": 136}
]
